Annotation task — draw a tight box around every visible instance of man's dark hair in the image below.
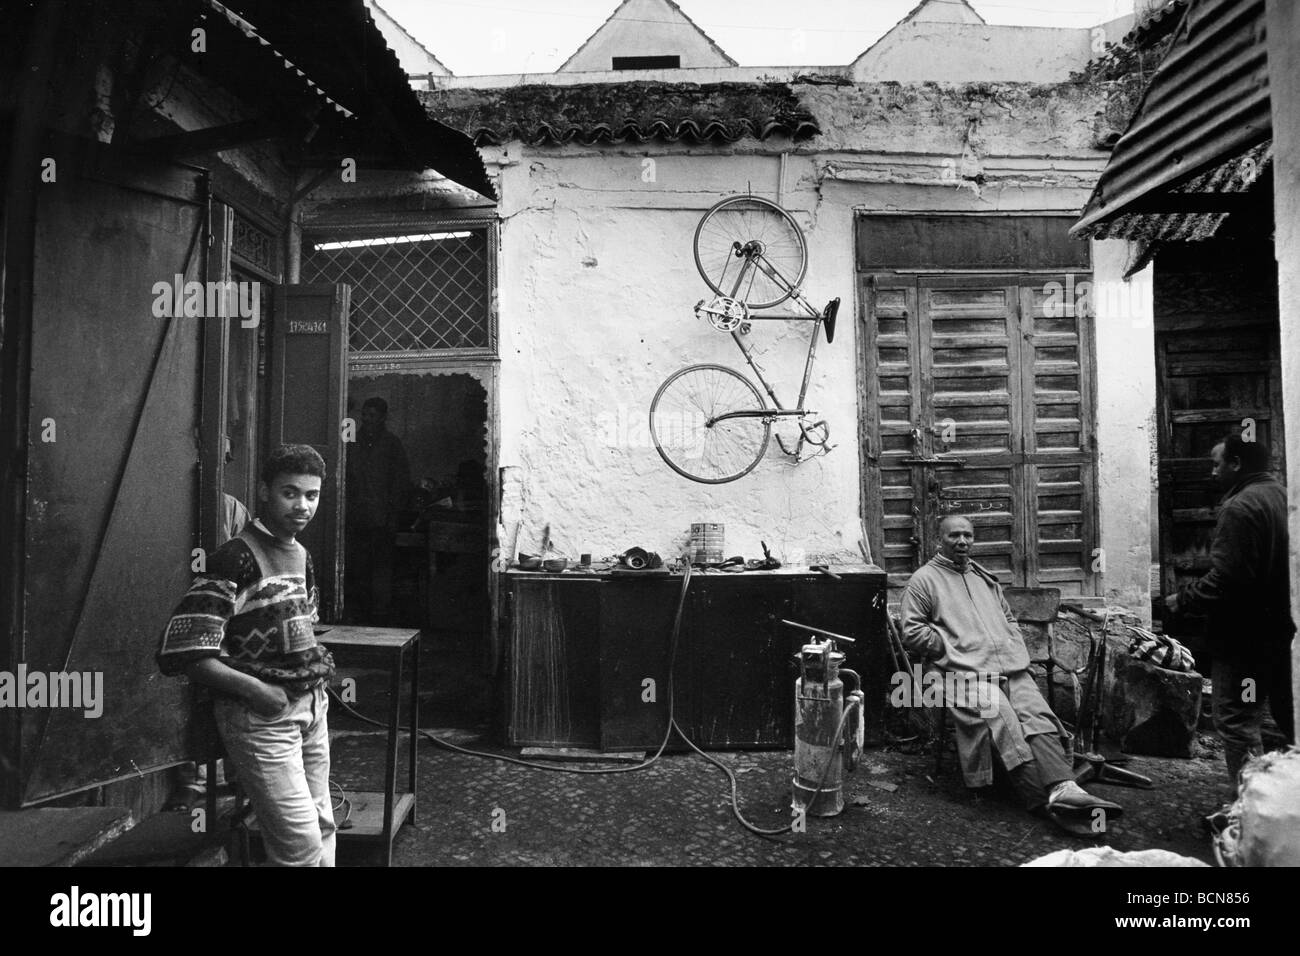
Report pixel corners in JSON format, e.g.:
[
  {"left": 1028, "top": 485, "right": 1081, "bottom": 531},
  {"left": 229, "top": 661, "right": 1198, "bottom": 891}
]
[
  {"left": 1219, "top": 434, "right": 1271, "bottom": 473},
  {"left": 261, "top": 443, "right": 326, "bottom": 485},
  {"left": 362, "top": 396, "right": 388, "bottom": 417}
]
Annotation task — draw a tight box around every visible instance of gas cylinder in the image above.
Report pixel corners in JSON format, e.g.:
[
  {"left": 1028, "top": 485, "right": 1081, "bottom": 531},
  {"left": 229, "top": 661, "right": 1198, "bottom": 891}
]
[{"left": 792, "top": 639, "right": 862, "bottom": 817}]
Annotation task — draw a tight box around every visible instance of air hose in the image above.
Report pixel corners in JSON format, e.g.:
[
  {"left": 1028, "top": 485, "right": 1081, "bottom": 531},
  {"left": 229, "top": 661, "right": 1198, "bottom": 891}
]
[{"left": 327, "top": 562, "right": 860, "bottom": 837}]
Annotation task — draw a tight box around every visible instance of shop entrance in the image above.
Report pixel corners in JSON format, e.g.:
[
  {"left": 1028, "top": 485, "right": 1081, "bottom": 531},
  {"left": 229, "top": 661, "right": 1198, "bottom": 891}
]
[{"left": 343, "top": 370, "right": 492, "bottom": 637}]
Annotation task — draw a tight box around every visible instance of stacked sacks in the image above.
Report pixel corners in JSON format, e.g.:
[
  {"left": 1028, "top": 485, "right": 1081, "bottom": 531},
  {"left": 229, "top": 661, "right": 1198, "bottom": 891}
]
[{"left": 1214, "top": 748, "right": 1300, "bottom": 867}]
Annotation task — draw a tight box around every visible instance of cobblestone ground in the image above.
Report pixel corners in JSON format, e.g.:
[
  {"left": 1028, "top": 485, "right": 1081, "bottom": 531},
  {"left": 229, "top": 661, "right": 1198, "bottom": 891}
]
[{"left": 327, "top": 721, "right": 1231, "bottom": 867}]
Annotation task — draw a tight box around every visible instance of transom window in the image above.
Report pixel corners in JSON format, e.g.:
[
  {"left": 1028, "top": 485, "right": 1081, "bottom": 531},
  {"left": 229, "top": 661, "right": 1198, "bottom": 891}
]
[{"left": 302, "top": 224, "right": 496, "bottom": 355}]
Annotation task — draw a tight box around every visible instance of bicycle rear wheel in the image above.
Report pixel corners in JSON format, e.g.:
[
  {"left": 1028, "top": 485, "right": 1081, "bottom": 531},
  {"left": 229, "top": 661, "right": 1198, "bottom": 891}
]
[
  {"left": 693, "top": 195, "right": 807, "bottom": 311},
  {"left": 650, "top": 364, "right": 771, "bottom": 483}
]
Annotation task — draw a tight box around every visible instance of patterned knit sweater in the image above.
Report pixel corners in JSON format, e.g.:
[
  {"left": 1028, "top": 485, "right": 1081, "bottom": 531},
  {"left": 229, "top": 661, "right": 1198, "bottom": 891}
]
[{"left": 158, "top": 520, "right": 335, "bottom": 692}]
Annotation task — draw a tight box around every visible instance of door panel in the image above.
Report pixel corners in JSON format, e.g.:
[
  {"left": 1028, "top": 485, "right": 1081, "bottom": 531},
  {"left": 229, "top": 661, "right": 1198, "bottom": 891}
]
[
  {"left": 1019, "top": 279, "right": 1098, "bottom": 596},
  {"left": 19, "top": 158, "right": 206, "bottom": 804},
  {"left": 268, "top": 285, "right": 349, "bottom": 621},
  {"left": 861, "top": 276, "right": 922, "bottom": 588},
  {"left": 920, "top": 276, "right": 1026, "bottom": 578}
]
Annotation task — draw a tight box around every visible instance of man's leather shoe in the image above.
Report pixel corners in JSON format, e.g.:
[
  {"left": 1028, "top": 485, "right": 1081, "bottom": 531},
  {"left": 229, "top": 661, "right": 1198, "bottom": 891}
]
[
  {"left": 1043, "top": 807, "right": 1102, "bottom": 839},
  {"left": 1049, "top": 780, "right": 1124, "bottom": 817}
]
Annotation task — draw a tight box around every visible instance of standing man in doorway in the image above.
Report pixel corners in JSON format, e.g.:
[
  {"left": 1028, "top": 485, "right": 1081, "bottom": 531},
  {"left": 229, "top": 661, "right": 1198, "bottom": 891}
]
[
  {"left": 1165, "top": 435, "right": 1295, "bottom": 797},
  {"left": 346, "top": 396, "right": 411, "bottom": 624}
]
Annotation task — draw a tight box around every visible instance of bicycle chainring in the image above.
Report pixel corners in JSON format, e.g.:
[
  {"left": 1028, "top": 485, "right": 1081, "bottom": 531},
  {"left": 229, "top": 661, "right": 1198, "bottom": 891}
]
[{"left": 697, "top": 296, "right": 748, "bottom": 332}]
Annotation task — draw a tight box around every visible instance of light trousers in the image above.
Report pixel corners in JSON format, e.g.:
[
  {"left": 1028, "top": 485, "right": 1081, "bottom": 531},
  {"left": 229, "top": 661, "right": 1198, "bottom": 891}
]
[{"left": 215, "top": 683, "right": 336, "bottom": 866}]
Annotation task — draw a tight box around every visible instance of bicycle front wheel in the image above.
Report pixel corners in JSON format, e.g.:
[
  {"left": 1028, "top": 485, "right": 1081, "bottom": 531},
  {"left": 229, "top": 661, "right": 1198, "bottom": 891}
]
[
  {"left": 650, "top": 364, "right": 771, "bottom": 483},
  {"left": 693, "top": 195, "right": 807, "bottom": 311}
]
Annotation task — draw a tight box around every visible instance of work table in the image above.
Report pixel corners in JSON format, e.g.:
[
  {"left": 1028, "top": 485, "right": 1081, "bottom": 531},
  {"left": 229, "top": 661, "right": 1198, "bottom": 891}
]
[
  {"left": 504, "top": 564, "right": 886, "bottom": 579},
  {"left": 500, "top": 567, "right": 888, "bottom": 752}
]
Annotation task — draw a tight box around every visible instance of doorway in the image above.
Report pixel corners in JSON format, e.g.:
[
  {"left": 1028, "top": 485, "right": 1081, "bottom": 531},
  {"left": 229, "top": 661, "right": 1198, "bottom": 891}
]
[
  {"left": 345, "top": 368, "right": 495, "bottom": 722},
  {"left": 1153, "top": 236, "right": 1287, "bottom": 627}
]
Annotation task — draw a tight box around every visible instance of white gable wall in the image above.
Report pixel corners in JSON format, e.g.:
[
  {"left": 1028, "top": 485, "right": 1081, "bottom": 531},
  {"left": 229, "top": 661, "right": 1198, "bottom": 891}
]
[
  {"left": 906, "top": 0, "right": 985, "bottom": 23},
  {"left": 364, "top": 0, "right": 452, "bottom": 77},
  {"left": 559, "top": 0, "right": 734, "bottom": 72},
  {"left": 851, "top": 23, "right": 1096, "bottom": 82}
]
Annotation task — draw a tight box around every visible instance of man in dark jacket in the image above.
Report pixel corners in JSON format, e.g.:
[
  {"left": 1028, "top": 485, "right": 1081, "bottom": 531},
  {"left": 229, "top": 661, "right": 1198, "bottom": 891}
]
[
  {"left": 345, "top": 397, "right": 411, "bottom": 623},
  {"left": 1166, "top": 435, "right": 1295, "bottom": 795}
]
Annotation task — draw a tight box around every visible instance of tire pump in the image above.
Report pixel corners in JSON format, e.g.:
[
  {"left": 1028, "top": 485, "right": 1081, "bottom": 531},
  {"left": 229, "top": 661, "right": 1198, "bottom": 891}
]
[{"left": 785, "top": 620, "right": 864, "bottom": 817}]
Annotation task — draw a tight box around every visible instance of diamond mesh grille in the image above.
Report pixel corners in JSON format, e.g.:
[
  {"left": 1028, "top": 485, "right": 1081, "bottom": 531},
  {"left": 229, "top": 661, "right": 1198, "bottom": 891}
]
[{"left": 302, "top": 231, "right": 492, "bottom": 352}]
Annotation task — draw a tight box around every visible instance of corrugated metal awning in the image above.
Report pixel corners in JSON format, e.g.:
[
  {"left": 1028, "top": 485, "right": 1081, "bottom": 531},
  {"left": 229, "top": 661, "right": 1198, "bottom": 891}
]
[
  {"left": 210, "top": 0, "right": 496, "bottom": 200},
  {"left": 203, "top": 0, "right": 355, "bottom": 119},
  {"left": 1090, "top": 138, "right": 1271, "bottom": 243},
  {"left": 1071, "top": 0, "right": 1269, "bottom": 239}
]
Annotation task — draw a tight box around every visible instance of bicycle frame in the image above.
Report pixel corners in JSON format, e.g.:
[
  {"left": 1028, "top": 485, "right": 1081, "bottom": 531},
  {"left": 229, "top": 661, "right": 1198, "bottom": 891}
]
[{"left": 705, "top": 248, "right": 832, "bottom": 458}]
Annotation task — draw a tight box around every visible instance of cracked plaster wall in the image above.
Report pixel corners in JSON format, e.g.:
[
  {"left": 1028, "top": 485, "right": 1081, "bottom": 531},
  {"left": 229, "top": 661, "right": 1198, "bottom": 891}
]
[{"left": 478, "top": 82, "right": 1153, "bottom": 605}]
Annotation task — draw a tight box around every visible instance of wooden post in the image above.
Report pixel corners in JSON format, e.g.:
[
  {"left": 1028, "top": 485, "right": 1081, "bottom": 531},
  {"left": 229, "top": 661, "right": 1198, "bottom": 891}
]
[
  {"left": 1265, "top": 0, "right": 1300, "bottom": 738},
  {"left": 0, "top": 0, "right": 67, "bottom": 809}
]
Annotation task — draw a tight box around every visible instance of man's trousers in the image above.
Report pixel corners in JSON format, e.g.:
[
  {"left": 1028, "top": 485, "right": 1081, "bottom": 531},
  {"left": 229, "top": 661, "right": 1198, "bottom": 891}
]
[
  {"left": 215, "top": 683, "right": 336, "bottom": 866},
  {"left": 1211, "top": 640, "right": 1295, "bottom": 795}
]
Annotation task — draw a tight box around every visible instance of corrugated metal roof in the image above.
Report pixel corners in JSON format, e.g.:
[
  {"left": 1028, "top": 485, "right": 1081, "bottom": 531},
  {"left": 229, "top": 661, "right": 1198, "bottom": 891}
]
[
  {"left": 421, "top": 82, "right": 820, "bottom": 147},
  {"left": 1072, "top": 0, "right": 1269, "bottom": 238},
  {"left": 212, "top": 0, "right": 495, "bottom": 199},
  {"left": 204, "top": 0, "right": 355, "bottom": 118}
]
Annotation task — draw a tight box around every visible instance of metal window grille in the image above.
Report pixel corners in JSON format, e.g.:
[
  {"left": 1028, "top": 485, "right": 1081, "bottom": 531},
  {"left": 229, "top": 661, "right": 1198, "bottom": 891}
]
[{"left": 301, "top": 227, "right": 495, "bottom": 354}]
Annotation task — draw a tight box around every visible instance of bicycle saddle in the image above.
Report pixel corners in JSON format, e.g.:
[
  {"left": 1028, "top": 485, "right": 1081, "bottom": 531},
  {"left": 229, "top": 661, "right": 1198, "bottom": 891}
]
[{"left": 823, "top": 297, "right": 840, "bottom": 344}]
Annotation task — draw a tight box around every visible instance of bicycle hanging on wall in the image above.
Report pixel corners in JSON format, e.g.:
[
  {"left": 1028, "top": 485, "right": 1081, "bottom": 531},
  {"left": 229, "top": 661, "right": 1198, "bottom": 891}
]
[{"left": 649, "top": 194, "right": 841, "bottom": 484}]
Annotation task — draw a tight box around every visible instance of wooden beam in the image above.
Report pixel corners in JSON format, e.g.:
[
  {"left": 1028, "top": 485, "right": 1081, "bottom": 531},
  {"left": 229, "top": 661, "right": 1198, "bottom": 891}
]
[{"left": 134, "top": 116, "right": 310, "bottom": 159}]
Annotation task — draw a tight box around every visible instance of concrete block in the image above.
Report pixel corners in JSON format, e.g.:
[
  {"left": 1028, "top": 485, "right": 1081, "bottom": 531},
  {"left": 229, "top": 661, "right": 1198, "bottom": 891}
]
[{"left": 1115, "top": 657, "right": 1202, "bottom": 758}]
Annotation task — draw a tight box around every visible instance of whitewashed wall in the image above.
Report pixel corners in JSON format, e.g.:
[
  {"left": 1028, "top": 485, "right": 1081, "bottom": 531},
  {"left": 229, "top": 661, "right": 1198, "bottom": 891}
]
[{"left": 485, "top": 82, "right": 1153, "bottom": 592}]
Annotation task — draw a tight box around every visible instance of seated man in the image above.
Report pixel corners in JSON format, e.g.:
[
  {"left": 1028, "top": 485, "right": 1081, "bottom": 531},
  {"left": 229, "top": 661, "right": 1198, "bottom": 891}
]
[{"left": 900, "top": 515, "right": 1121, "bottom": 837}]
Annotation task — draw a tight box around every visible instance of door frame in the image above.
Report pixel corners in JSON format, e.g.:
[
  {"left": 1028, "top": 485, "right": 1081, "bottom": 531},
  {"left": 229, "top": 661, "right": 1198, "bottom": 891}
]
[{"left": 299, "top": 209, "right": 502, "bottom": 658}]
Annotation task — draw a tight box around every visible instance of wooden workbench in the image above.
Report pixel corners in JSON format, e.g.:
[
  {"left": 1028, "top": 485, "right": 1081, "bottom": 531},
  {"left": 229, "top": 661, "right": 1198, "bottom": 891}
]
[{"left": 499, "top": 567, "right": 888, "bottom": 751}]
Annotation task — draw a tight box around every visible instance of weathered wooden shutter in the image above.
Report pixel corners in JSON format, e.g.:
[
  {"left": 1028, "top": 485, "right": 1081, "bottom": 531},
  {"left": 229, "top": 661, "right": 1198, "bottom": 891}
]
[
  {"left": 1019, "top": 276, "right": 1099, "bottom": 596},
  {"left": 861, "top": 275, "right": 923, "bottom": 589},
  {"left": 919, "top": 275, "right": 1026, "bottom": 582}
]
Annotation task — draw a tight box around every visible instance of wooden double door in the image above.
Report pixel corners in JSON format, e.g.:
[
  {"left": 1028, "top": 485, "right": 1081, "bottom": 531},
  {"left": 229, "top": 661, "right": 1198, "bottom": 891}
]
[{"left": 861, "top": 273, "right": 1100, "bottom": 596}]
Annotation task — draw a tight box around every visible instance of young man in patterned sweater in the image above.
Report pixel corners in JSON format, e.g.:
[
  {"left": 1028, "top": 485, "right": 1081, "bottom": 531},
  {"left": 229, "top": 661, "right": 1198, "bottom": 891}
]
[{"left": 158, "top": 444, "right": 337, "bottom": 866}]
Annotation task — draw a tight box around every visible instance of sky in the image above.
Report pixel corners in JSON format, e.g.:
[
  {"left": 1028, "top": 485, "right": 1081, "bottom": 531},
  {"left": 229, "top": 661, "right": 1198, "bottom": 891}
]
[{"left": 376, "top": 0, "right": 1138, "bottom": 76}]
